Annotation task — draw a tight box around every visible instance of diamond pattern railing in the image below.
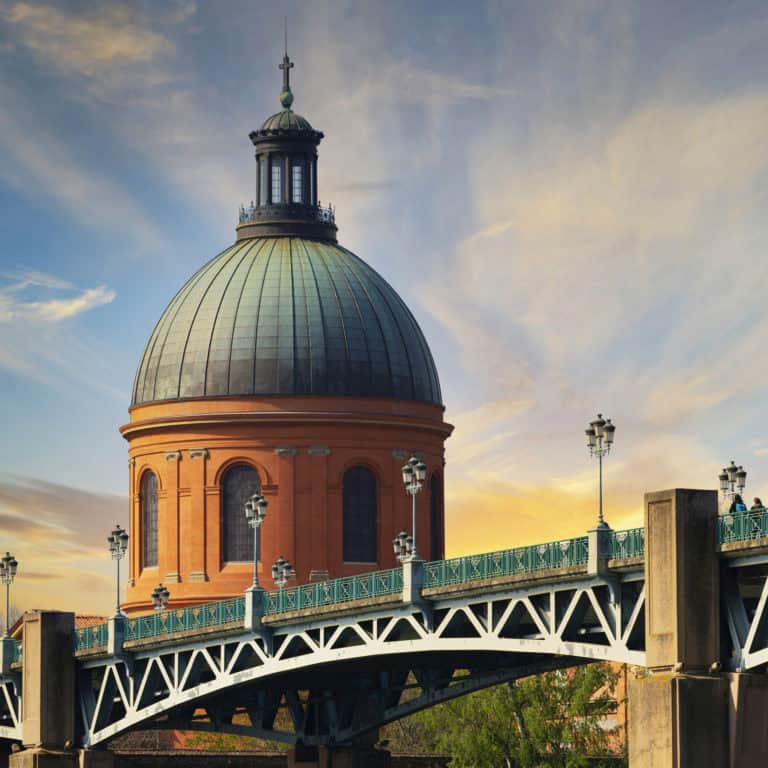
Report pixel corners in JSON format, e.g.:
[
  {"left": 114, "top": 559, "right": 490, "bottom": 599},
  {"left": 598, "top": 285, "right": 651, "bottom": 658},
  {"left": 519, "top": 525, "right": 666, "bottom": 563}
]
[
  {"left": 423, "top": 536, "right": 589, "bottom": 589},
  {"left": 74, "top": 622, "right": 109, "bottom": 652},
  {"left": 124, "top": 597, "right": 246, "bottom": 642},
  {"left": 717, "top": 507, "right": 768, "bottom": 545},
  {"left": 608, "top": 527, "right": 645, "bottom": 560},
  {"left": 264, "top": 567, "right": 403, "bottom": 616}
]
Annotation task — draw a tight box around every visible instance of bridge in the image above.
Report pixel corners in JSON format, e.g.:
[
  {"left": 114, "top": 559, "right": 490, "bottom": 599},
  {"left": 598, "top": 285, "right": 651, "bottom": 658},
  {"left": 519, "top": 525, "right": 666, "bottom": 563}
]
[{"left": 3, "top": 489, "right": 768, "bottom": 767}]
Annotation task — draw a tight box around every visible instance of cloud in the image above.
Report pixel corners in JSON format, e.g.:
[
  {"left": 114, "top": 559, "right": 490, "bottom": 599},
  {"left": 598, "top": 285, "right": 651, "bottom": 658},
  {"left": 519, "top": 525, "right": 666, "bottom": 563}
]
[
  {"left": 1, "top": 2, "right": 173, "bottom": 76},
  {"left": 0, "top": 474, "right": 126, "bottom": 614},
  {"left": 19, "top": 285, "right": 116, "bottom": 321}
]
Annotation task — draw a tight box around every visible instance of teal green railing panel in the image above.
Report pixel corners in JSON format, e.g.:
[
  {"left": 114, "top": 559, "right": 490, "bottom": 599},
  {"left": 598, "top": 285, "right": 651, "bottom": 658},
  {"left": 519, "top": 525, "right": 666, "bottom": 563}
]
[
  {"left": 718, "top": 507, "right": 768, "bottom": 545},
  {"left": 608, "top": 527, "right": 645, "bottom": 560},
  {"left": 74, "top": 622, "right": 109, "bottom": 652},
  {"left": 264, "top": 567, "right": 403, "bottom": 616},
  {"left": 125, "top": 596, "right": 245, "bottom": 642},
  {"left": 423, "top": 535, "right": 589, "bottom": 589}
]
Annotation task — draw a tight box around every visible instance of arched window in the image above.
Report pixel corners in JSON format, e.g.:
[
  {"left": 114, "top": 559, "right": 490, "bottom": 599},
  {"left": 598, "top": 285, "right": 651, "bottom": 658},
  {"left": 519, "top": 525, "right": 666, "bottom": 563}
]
[
  {"left": 343, "top": 466, "right": 377, "bottom": 563},
  {"left": 259, "top": 157, "right": 268, "bottom": 205},
  {"left": 141, "top": 471, "right": 158, "bottom": 568},
  {"left": 222, "top": 464, "right": 260, "bottom": 562},
  {"left": 430, "top": 472, "right": 442, "bottom": 561}
]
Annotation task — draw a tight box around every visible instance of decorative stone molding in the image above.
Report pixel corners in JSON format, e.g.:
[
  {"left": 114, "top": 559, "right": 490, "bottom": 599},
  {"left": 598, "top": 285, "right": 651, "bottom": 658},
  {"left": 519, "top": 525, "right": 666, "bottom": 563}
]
[
  {"left": 274, "top": 446, "right": 298, "bottom": 457},
  {"left": 391, "top": 449, "right": 408, "bottom": 460},
  {"left": 188, "top": 448, "right": 209, "bottom": 459},
  {"left": 128, "top": 457, "right": 136, "bottom": 467},
  {"left": 165, "top": 572, "right": 180, "bottom": 584},
  {"left": 308, "top": 446, "right": 331, "bottom": 457},
  {"left": 188, "top": 571, "right": 208, "bottom": 583},
  {"left": 165, "top": 450, "right": 181, "bottom": 461}
]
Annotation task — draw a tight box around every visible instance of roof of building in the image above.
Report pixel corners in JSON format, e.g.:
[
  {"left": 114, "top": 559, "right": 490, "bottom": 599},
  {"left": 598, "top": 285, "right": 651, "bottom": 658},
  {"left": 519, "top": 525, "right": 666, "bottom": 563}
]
[
  {"left": 132, "top": 238, "right": 442, "bottom": 406},
  {"left": 259, "top": 108, "right": 315, "bottom": 133}
]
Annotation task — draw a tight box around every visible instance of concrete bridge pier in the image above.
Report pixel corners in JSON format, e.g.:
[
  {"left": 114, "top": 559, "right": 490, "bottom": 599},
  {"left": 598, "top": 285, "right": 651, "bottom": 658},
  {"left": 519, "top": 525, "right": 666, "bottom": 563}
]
[
  {"left": 628, "top": 489, "right": 768, "bottom": 767},
  {"left": 9, "top": 611, "right": 113, "bottom": 768}
]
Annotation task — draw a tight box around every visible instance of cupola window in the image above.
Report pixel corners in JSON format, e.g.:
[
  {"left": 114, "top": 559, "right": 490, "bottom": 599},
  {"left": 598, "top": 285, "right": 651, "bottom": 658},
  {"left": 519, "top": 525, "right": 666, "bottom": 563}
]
[
  {"left": 141, "top": 471, "right": 158, "bottom": 568},
  {"left": 271, "top": 158, "right": 283, "bottom": 204},
  {"left": 343, "top": 466, "right": 377, "bottom": 563},
  {"left": 291, "top": 160, "right": 303, "bottom": 203},
  {"left": 222, "top": 464, "right": 260, "bottom": 562}
]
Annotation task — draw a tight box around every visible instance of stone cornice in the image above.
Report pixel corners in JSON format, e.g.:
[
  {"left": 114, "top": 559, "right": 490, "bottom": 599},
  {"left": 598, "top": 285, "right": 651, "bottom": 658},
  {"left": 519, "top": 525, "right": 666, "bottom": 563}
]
[{"left": 120, "top": 409, "right": 453, "bottom": 440}]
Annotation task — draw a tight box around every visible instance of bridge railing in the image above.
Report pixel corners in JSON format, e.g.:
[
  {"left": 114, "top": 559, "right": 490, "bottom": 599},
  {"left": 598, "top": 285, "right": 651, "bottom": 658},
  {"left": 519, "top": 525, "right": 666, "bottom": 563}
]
[
  {"left": 608, "top": 526, "right": 645, "bottom": 560},
  {"left": 75, "top": 622, "right": 109, "bottom": 652},
  {"left": 124, "top": 596, "right": 246, "bottom": 642},
  {"left": 717, "top": 507, "right": 768, "bottom": 545},
  {"left": 423, "top": 535, "right": 589, "bottom": 589},
  {"left": 264, "top": 566, "right": 403, "bottom": 615}
]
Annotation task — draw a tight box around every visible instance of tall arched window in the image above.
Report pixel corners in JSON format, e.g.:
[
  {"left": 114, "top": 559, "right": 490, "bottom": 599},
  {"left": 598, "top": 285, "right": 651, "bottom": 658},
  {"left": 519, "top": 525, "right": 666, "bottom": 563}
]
[
  {"left": 222, "top": 464, "right": 260, "bottom": 563},
  {"left": 291, "top": 159, "right": 303, "bottom": 203},
  {"left": 430, "top": 472, "right": 442, "bottom": 561},
  {"left": 141, "top": 471, "right": 158, "bottom": 568},
  {"left": 343, "top": 466, "right": 377, "bottom": 563}
]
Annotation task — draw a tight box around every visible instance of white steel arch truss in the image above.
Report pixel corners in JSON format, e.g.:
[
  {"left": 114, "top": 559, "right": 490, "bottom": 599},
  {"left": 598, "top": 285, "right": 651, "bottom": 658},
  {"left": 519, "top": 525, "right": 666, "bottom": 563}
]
[
  {"left": 0, "top": 676, "right": 21, "bottom": 742},
  {"left": 722, "top": 560, "right": 768, "bottom": 671},
  {"left": 77, "top": 573, "right": 646, "bottom": 747}
]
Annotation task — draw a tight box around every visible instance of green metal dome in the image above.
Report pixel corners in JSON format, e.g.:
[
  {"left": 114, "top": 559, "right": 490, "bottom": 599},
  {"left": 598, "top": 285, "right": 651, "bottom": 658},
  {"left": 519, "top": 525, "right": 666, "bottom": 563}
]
[
  {"left": 259, "top": 109, "right": 315, "bottom": 133},
  {"left": 132, "top": 238, "right": 442, "bottom": 406}
]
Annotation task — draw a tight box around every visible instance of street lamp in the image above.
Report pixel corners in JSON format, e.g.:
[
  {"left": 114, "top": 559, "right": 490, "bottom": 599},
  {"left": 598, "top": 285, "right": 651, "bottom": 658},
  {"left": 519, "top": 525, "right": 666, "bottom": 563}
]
[
  {"left": 271, "top": 556, "right": 296, "bottom": 590},
  {"left": 720, "top": 461, "right": 747, "bottom": 505},
  {"left": 392, "top": 531, "right": 415, "bottom": 563},
  {"left": 151, "top": 584, "right": 170, "bottom": 611},
  {"left": 0, "top": 553, "right": 18, "bottom": 637},
  {"left": 108, "top": 524, "right": 129, "bottom": 618},
  {"left": 401, "top": 455, "right": 427, "bottom": 560},
  {"left": 244, "top": 493, "right": 268, "bottom": 588},
  {"left": 585, "top": 414, "right": 616, "bottom": 526}
]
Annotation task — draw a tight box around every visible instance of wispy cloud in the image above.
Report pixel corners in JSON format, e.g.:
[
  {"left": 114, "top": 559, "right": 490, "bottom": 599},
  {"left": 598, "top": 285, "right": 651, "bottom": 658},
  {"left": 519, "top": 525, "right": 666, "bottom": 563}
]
[
  {"left": 0, "top": 473, "right": 126, "bottom": 614},
  {"left": 0, "top": 1, "right": 174, "bottom": 76}
]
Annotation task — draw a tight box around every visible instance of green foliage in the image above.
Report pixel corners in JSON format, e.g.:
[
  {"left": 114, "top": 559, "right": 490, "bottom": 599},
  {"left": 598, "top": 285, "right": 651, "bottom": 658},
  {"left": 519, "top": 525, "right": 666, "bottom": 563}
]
[{"left": 407, "top": 664, "right": 625, "bottom": 768}]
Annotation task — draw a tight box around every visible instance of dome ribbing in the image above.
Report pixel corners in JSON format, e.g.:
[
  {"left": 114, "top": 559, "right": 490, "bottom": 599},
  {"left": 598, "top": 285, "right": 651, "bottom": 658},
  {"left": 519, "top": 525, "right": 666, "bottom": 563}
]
[{"left": 132, "top": 238, "right": 442, "bottom": 406}]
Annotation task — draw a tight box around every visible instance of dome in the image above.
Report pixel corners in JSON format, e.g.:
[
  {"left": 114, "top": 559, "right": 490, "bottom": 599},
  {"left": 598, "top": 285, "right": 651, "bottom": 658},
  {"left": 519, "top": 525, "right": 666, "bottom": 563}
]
[
  {"left": 259, "top": 109, "right": 315, "bottom": 133},
  {"left": 132, "top": 238, "right": 442, "bottom": 406}
]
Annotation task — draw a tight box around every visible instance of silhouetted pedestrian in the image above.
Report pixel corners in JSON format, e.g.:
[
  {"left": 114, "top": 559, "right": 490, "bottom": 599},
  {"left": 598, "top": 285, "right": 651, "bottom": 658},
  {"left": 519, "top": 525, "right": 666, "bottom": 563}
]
[
  {"left": 729, "top": 494, "right": 748, "bottom": 513},
  {"left": 751, "top": 497, "right": 764, "bottom": 510}
]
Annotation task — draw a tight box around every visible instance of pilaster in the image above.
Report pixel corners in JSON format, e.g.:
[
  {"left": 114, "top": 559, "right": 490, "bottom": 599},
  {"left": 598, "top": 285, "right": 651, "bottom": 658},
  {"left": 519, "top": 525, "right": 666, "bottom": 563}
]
[
  {"left": 163, "top": 451, "right": 181, "bottom": 583},
  {"left": 187, "top": 448, "right": 209, "bottom": 582},
  {"left": 275, "top": 447, "right": 297, "bottom": 566}
]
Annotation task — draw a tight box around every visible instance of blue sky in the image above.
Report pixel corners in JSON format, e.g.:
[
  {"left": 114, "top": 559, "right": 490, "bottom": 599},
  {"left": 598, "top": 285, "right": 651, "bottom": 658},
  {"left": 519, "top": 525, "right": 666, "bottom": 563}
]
[{"left": 1, "top": 0, "right": 768, "bottom": 613}]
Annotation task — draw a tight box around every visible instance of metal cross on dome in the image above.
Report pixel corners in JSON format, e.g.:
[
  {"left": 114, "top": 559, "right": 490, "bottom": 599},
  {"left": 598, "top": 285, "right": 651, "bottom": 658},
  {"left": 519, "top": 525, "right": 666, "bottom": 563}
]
[{"left": 279, "top": 18, "right": 294, "bottom": 93}]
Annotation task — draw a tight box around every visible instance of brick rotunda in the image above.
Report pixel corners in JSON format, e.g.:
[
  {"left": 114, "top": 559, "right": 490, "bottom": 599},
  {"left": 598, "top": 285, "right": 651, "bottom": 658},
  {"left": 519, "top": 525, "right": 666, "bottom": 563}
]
[{"left": 120, "top": 51, "right": 452, "bottom": 613}]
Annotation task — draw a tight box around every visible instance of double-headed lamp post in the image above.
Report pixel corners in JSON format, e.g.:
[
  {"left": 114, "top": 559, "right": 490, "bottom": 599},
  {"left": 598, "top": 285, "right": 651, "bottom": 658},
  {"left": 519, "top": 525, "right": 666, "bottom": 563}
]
[
  {"left": 244, "top": 494, "right": 268, "bottom": 588},
  {"left": 719, "top": 461, "right": 747, "bottom": 506},
  {"left": 392, "top": 531, "right": 414, "bottom": 563},
  {"left": 151, "top": 584, "right": 170, "bottom": 611},
  {"left": 0, "top": 553, "right": 18, "bottom": 637},
  {"left": 585, "top": 414, "right": 616, "bottom": 527},
  {"left": 272, "top": 556, "right": 296, "bottom": 590},
  {"left": 401, "top": 455, "right": 427, "bottom": 560},
  {"left": 108, "top": 524, "right": 129, "bottom": 618}
]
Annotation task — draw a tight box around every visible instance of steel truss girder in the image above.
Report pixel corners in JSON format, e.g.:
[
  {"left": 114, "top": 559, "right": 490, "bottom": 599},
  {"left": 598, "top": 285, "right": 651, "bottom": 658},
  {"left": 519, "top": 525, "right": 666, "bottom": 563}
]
[
  {"left": 0, "top": 676, "right": 21, "bottom": 742},
  {"left": 722, "top": 565, "right": 768, "bottom": 671},
  {"left": 77, "top": 573, "right": 646, "bottom": 747}
]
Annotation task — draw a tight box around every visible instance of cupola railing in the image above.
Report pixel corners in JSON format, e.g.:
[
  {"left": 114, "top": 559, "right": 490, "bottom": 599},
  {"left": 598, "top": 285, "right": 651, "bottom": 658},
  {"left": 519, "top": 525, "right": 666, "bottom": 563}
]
[{"left": 238, "top": 202, "right": 335, "bottom": 226}]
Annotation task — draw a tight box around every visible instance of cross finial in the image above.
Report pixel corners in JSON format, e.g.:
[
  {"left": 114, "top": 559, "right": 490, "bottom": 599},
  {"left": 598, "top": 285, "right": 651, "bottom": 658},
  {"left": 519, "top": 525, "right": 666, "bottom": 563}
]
[{"left": 278, "top": 17, "right": 294, "bottom": 109}]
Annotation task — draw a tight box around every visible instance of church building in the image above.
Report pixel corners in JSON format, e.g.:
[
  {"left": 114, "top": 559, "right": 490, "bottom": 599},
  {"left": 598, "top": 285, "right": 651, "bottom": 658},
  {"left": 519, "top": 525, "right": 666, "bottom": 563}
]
[{"left": 120, "top": 52, "right": 452, "bottom": 613}]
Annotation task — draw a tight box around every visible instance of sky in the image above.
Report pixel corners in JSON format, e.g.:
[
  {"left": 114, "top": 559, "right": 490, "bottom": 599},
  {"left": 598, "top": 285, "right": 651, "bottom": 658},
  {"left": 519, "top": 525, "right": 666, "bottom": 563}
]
[{"left": 1, "top": 0, "right": 768, "bottom": 615}]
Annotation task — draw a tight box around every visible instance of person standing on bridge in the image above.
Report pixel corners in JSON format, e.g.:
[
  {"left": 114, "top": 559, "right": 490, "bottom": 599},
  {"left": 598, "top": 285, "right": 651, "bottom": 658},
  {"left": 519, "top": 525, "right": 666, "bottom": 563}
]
[
  {"left": 751, "top": 497, "right": 764, "bottom": 510},
  {"left": 729, "top": 494, "right": 748, "bottom": 513}
]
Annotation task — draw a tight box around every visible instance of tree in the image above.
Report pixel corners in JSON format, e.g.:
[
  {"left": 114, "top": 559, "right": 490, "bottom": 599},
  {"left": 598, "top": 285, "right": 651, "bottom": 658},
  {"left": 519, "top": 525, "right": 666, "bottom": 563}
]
[{"left": 410, "top": 663, "right": 625, "bottom": 768}]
